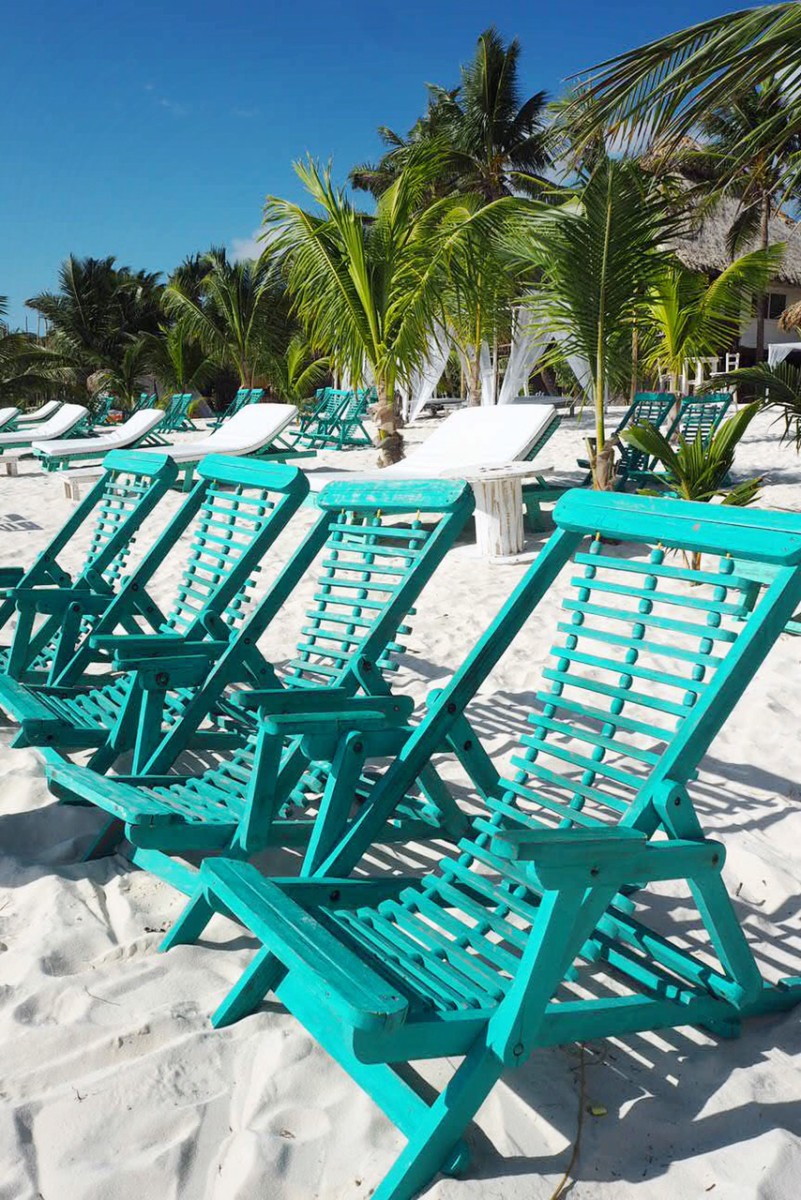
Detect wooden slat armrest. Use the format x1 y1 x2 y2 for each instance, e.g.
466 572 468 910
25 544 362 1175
202 859 409 1034
89 633 187 656
46 763 172 821
13 587 111 615
491 827 725 889
234 687 413 725
0 567 25 587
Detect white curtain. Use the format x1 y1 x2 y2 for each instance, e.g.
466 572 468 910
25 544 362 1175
498 305 548 405
768 342 801 367
406 323 453 422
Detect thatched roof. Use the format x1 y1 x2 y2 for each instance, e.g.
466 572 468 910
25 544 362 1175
779 299 801 331
672 195 801 287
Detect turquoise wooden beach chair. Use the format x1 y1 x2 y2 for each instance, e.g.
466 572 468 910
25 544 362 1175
667 392 732 447
294 388 374 450
578 393 675 484
211 388 263 430
159 392 196 433
0 457 309 767
130 391 157 416
81 393 116 428
45 479 475 888
162 491 801 1200
0 451 178 684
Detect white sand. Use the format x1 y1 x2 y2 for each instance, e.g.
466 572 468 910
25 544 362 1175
1 409 800 1199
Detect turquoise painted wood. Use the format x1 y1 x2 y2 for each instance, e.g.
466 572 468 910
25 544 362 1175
578 393 675 483
159 392 196 433
518 411 564 530
45 479 475 883
0 451 178 685
211 388 264 430
294 388 375 450
161 489 801 1200
667 392 732 447
0 458 310 767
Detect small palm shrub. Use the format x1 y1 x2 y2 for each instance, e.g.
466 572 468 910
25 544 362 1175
621 403 762 568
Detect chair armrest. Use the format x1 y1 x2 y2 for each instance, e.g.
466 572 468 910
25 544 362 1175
130 654 218 689
89 632 184 655
0 567 24 588
490 826 724 890
13 587 111 615
199 859 409 1033
235 687 413 725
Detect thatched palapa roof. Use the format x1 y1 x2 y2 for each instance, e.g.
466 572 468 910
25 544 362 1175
672 195 801 288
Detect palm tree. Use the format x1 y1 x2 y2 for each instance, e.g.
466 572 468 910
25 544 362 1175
26 256 163 392
520 156 676 487
268 335 329 407
351 27 551 202
576 5 801 168
268 153 513 464
163 249 292 388
641 248 782 392
673 79 801 361
139 323 216 397
704 360 801 451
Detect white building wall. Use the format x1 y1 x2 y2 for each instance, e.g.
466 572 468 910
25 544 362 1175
738 282 801 349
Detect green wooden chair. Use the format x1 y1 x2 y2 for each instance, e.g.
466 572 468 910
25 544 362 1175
578 393 676 484
159 392 196 433
162 490 801 1200
0 457 309 768
667 392 733 447
211 388 263 430
0 451 178 684
45 479 475 889
130 391 158 416
294 388 374 450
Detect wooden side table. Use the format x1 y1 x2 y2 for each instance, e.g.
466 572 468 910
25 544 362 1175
444 461 554 562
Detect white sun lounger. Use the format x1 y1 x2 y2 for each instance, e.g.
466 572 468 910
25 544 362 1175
61 403 303 499
0 407 20 432
0 404 88 469
305 403 560 491
15 399 64 425
31 409 166 471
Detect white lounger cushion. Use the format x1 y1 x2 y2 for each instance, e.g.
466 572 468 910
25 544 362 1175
307 403 557 491
32 409 164 458
16 399 63 424
0 408 20 431
0 404 87 449
136 404 297 464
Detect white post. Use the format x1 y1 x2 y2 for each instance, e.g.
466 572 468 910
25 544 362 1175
471 477 524 558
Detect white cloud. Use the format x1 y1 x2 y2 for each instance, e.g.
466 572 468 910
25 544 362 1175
230 229 264 260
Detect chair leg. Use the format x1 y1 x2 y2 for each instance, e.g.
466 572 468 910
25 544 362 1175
212 944 287 1028
372 1038 503 1200
160 888 217 950
83 816 126 860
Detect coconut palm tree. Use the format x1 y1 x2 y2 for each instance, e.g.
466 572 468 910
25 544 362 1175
704 359 801 451
641 248 782 392
520 156 677 487
163 249 292 389
139 323 217 397
26 256 163 391
269 152 514 464
577 4 801 169
268 335 329 407
672 79 801 361
351 27 552 202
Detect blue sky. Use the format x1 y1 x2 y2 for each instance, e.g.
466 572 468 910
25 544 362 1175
1 0 747 329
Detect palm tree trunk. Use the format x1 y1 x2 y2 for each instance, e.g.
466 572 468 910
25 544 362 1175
755 192 771 363
373 380 404 467
467 349 482 407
